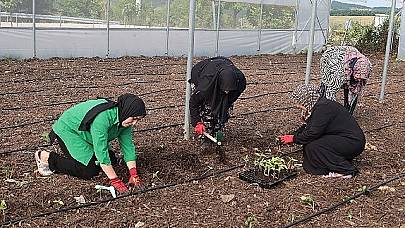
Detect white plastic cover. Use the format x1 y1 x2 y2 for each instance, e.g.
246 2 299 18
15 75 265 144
398 5 405 60
0 0 331 59
220 0 296 6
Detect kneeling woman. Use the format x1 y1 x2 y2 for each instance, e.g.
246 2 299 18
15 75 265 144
35 94 146 193
279 84 365 178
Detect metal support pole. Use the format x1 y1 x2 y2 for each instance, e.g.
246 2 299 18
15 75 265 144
257 1 263 52
59 15 62 28
212 0 216 30
304 0 317 85
379 0 396 102
292 0 299 53
15 14 18 27
106 0 110 57
165 0 171 55
184 0 196 140
215 0 221 57
32 0 36 58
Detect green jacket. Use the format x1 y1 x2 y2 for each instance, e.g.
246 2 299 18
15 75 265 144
52 99 137 166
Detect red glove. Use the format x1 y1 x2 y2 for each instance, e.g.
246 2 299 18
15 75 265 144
194 122 206 135
279 135 294 144
128 168 142 186
110 177 129 193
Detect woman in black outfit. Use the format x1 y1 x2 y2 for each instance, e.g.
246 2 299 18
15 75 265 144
189 57 246 135
279 84 366 178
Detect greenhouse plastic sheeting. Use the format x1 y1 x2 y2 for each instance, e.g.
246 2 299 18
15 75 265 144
0 0 330 59
221 0 296 6
398 5 405 60
0 28 326 59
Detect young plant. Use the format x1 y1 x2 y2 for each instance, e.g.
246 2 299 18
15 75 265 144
41 132 50 143
300 194 315 210
245 214 257 228
357 186 367 193
285 157 298 171
152 171 162 181
0 200 6 217
287 213 296 224
254 155 287 177
52 199 64 206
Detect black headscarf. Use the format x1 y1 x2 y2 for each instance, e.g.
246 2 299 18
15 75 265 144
190 57 239 117
117 93 146 124
79 94 146 131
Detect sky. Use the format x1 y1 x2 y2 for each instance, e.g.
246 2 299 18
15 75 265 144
333 0 403 8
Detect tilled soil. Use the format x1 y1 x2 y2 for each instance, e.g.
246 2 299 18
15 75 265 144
0 54 404 227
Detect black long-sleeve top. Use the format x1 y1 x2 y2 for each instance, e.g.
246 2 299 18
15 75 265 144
293 97 365 145
189 71 245 127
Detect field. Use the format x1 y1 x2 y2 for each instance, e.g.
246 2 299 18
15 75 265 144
329 16 375 30
0 53 404 227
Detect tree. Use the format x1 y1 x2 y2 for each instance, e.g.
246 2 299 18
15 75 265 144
53 0 104 18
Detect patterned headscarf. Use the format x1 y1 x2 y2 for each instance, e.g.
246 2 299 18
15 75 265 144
290 84 320 111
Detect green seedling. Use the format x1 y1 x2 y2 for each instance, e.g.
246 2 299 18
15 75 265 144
357 186 367 193
245 214 257 228
1 167 14 179
287 213 296 224
52 199 64 206
152 171 160 180
41 132 50 143
300 194 315 210
0 200 7 210
0 200 6 217
343 196 355 203
347 212 353 221
254 155 288 177
242 155 250 163
286 157 298 170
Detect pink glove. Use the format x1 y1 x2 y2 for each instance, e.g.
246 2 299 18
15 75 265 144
194 122 206 135
110 177 129 193
279 135 294 144
128 168 142 187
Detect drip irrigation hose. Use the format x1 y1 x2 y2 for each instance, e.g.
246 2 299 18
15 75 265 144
0 144 50 156
0 164 244 226
283 172 405 228
0 88 294 129
1 88 175 112
0 109 402 156
0 75 78 85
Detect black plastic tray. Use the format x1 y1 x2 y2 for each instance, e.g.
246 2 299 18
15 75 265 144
239 169 297 189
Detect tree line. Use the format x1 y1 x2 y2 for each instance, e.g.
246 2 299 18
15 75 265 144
0 0 295 29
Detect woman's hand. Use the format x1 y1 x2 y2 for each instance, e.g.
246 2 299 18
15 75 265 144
279 135 294 144
110 177 129 193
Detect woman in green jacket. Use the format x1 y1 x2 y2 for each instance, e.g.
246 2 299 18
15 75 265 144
34 94 146 193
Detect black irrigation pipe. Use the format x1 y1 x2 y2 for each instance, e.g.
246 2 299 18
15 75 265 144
283 172 405 228
0 86 294 129
1 88 176 112
0 75 78 85
0 164 244 226
0 81 142 96
240 90 291 100
0 105 295 155
0 102 182 131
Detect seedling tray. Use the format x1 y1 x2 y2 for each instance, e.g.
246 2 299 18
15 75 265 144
239 169 297 189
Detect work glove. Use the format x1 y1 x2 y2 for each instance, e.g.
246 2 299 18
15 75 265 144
128 168 142 186
279 135 294 144
110 177 129 193
194 122 206 135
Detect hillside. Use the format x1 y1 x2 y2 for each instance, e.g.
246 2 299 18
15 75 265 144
331 1 392 16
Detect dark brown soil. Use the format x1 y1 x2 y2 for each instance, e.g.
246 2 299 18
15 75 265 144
0 54 404 227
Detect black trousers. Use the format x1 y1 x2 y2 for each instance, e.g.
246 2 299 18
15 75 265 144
48 130 101 180
302 135 364 176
